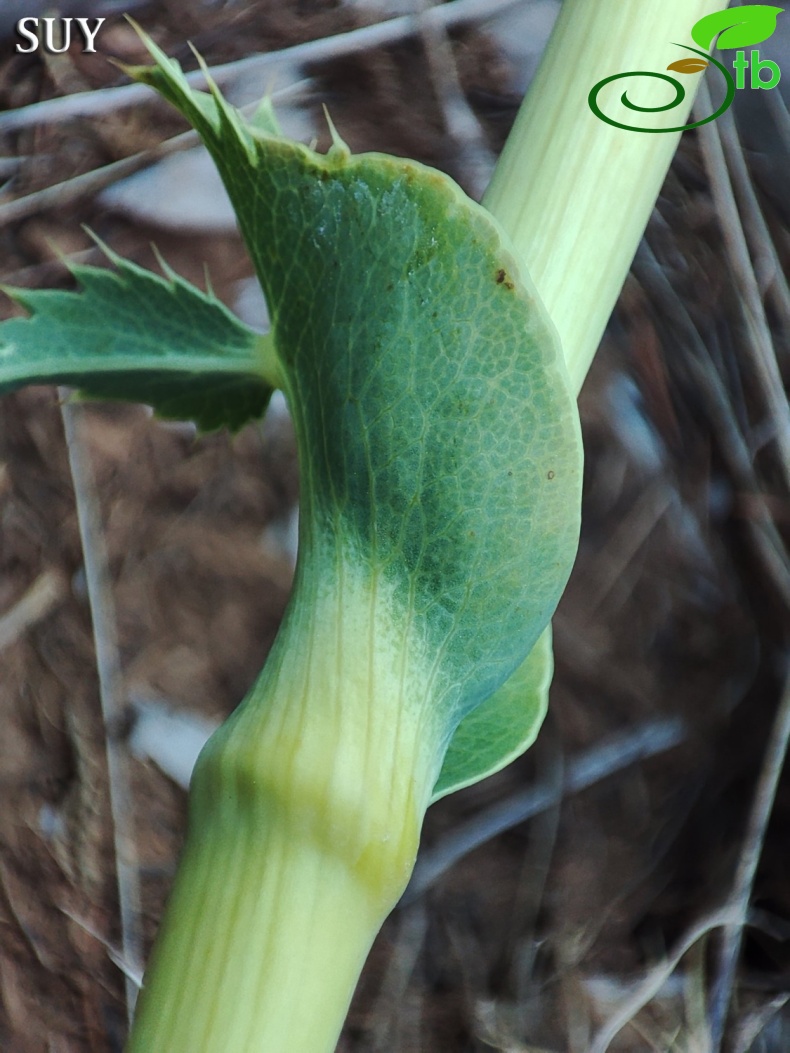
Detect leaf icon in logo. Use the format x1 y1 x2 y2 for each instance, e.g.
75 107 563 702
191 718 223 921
691 6 783 51
667 58 710 74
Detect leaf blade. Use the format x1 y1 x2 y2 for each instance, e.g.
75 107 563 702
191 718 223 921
131 36 583 795
691 6 783 51
433 628 552 801
0 254 275 432
667 58 710 74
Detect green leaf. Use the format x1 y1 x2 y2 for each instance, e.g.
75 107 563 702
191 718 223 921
432 627 552 801
691 6 783 51
129 37 583 793
0 251 276 432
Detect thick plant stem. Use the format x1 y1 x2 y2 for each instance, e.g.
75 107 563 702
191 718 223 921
127 559 438 1053
127 798 394 1052
483 0 728 394
127 5 731 1050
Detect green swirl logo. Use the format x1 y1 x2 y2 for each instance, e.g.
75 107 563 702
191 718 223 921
588 45 734 134
588 7 784 134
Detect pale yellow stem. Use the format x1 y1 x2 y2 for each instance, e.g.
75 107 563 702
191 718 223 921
483 0 729 394
126 554 438 1053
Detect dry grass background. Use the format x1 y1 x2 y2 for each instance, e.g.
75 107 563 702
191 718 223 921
0 2 788 1051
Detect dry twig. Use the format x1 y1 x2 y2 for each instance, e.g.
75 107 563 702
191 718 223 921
716 106 790 331
708 663 790 1051
632 243 790 609
0 0 528 132
404 717 686 901
588 907 739 1053
414 0 496 199
0 81 309 228
0 568 66 655
696 81 790 487
59 396 143 1025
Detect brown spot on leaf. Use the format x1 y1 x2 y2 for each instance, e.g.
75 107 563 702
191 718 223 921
495 268 515 290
